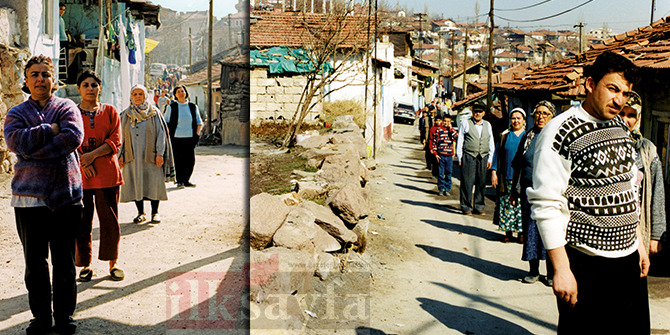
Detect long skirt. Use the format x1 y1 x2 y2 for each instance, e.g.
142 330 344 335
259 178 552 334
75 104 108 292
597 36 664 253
521 189 547 261
493 179 523 233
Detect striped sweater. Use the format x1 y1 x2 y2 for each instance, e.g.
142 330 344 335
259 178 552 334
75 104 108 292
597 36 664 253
528 104 639 258
4 96 84 210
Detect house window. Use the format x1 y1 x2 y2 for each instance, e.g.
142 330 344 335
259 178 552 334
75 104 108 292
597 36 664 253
42 0 54 37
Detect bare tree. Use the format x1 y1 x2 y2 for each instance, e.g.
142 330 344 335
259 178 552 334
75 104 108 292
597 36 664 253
281 1 372 147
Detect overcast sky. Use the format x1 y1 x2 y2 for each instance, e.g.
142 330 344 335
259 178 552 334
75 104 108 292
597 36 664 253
391 0 670 34
151 0 238 19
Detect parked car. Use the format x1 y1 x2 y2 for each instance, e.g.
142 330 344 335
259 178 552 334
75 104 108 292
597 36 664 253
149 63 167 77
393 102 416 124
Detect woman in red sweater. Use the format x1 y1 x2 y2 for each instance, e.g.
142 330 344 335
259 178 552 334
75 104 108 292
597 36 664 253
74 70 125 282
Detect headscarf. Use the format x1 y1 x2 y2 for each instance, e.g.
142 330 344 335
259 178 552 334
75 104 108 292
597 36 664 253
126 84 157 127
523 100 556 154
625 90 643 148
508 107 526 131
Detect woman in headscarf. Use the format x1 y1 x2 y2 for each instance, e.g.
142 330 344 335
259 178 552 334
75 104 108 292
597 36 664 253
118 84 174 224
491 107 526 242
619 91 666 256
511 100 555 286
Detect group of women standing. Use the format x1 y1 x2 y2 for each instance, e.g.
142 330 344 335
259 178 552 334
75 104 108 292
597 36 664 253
491 96 666 287
76 74 202 282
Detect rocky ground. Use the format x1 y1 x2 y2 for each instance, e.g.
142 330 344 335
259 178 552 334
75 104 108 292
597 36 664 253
0 145 249 335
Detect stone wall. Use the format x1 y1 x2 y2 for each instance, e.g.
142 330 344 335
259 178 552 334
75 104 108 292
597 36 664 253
250 68 321 123
219 78 249 146
0 41 29 174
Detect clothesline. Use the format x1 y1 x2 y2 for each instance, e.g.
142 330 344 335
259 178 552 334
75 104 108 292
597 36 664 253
100 8 131 30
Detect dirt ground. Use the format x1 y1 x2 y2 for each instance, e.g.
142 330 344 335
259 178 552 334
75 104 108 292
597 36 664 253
0 145 249 335
278 122 670 335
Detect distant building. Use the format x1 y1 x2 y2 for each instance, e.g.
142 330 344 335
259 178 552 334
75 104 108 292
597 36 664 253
588 27 615 40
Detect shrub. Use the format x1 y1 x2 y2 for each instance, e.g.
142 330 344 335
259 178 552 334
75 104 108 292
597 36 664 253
322 99 365 128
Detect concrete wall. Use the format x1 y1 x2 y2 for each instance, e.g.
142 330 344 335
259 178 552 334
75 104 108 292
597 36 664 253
250 68 321 122
0 0 59 59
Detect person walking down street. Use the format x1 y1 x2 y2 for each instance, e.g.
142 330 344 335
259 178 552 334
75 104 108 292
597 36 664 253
3 55 84 335
491 107 526 243
456 102 495 215
528 51 650 334
119 85 175 224
510 101 555 285
429 115 458 196
164 85 203 188
418 109 434 172
74 70 125 283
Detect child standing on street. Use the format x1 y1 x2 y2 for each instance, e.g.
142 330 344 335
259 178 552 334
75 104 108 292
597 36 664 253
429 115 458 196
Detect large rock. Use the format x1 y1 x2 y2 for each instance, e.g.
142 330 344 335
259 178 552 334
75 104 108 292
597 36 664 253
250 193 291 250
315 252 339 281
329 183 369 226
278 192 302 206
330 133 366 158
272 207 317 253
300 200 357 244
249 246 316 303
318 154 362 186
352 217 370 253
313 226 341 252
295 134 329 148
299 147 339 161
293 180 328 200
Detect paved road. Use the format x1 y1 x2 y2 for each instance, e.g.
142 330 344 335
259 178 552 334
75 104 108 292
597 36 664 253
359 122 670 335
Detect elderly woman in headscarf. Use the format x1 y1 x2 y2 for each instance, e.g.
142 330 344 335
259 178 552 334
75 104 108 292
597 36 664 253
619 91 666 256
491 107 527 243
511 100 556 286
118 85 174 224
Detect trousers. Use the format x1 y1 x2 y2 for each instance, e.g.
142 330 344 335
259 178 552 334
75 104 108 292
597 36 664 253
436 154 453 192
459 153 488 212
557 246 649 334
15 204 81 320
172 137 197 184
76 187 120 266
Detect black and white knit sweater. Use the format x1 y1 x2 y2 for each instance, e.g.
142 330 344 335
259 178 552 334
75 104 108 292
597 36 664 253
527 104 639 257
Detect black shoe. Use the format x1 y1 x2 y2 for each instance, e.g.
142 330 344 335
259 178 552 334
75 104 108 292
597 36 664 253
26 318 52 335
79 267 93 282
54 317 76 335
184 182 196 188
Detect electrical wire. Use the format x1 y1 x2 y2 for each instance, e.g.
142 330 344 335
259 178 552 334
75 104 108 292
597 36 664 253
495 0 594 23
495 0 553 12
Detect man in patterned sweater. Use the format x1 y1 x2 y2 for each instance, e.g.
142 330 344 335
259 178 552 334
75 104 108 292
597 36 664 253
429 115 458 196
528 51 649 334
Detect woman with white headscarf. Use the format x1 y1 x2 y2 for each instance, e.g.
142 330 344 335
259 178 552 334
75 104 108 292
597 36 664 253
119 85 174 224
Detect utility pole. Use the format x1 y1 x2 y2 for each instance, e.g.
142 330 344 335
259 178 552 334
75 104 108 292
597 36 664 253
373 0 378 159
462 27 468 100
486 0 494 112
574 22 584 54
450 31 455 93
414 13 427 60
189 27 192 74
228 14 233 47
651 0 656 24
206 0 213 134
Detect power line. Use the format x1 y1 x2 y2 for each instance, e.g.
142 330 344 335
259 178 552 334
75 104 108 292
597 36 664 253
495 0 553 12
495 0 594 23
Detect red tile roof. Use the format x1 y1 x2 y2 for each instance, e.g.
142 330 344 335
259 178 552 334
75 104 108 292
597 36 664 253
249 11 371 48
496 15 670 97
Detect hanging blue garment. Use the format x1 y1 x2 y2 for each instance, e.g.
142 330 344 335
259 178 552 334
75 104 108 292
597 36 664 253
126 14 137 64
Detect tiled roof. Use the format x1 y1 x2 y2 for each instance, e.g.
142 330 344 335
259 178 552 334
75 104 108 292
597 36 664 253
249 11 370 48
496 15 670 97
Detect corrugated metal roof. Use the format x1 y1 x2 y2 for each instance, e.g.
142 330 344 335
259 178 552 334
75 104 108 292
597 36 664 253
496 15 670 97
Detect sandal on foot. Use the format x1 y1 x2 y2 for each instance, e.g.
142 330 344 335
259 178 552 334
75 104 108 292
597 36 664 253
133 214 146 224
79 268 93 282
110 267 125 281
